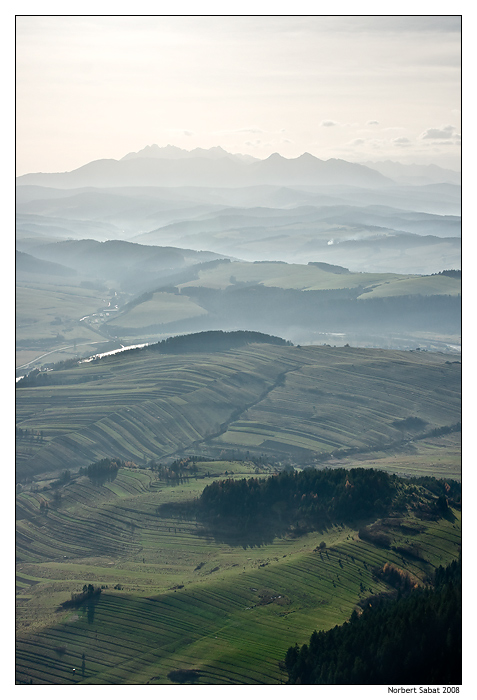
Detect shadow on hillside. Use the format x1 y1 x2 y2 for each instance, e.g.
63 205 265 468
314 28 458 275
195 519 307 548
441 508 457 524
86 598 97 624
157 501 289 547
156 500 328 548
167 669 201 684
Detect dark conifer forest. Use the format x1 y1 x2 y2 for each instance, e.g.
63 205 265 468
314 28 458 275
197 468 457 536
283 558 461 685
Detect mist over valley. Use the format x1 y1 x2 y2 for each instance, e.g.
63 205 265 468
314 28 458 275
15 14 461 687
16 146 460 373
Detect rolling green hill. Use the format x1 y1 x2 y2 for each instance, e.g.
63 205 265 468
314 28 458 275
175 259 461 294
15 461 461 685
16 341 460 483
102 260 460 350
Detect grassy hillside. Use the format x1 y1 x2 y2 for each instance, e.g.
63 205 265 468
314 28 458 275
16 283 116 370
15 239 229 370
15 462 461 684
102 260 460 352
16 343 460 483
175 260 461 294
109 291 208 329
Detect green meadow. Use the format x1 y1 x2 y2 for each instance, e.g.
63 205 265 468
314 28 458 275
16 282 116 369
16 461 461 685
110 291 208 329
176 260 461 294
16 345 461 481
15 340 461 684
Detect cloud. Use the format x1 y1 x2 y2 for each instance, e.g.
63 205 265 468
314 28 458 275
346 138 366 146
366 120 379 125
236 127 264 134
321 120 339 127
392 137 411 147
420 125 456 140
168 128 194 136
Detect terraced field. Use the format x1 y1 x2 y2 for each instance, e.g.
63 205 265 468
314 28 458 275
15 341 461 684
327 432 461 480
16 344 299 478
15 464 461 685
16 344 460 483
209 346 461 462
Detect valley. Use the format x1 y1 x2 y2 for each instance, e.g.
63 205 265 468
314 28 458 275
16 145 462 686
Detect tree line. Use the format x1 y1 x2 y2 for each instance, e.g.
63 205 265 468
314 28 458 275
283 558 461 684
79 458 122 484
198 468 398 535
196 468 459 543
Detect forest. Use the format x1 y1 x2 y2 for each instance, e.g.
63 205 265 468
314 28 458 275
283 558 461 684
197 468 460 540
178 286 461 335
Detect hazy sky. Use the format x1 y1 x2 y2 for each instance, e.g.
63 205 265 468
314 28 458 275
16 15 461 174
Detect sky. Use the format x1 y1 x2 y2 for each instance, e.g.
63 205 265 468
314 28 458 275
16 14 462 175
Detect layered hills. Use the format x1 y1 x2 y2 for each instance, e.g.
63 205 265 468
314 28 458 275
15 145 462 686
16 145 461 374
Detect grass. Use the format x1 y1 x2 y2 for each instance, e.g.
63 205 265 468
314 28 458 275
178 261 401 291
358 275 461 299
16 282 116 368
15 342 461 684
16 464 461 684
330 432 461 480
176 260 460 295
110 291 207 329
16 345 461 482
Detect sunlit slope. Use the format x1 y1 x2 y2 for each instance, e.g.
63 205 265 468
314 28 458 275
209 346 461 461
104 262 461 342
358 274 461 298
176 260 461 294
16 345 298 479
109 291 208 329
15 463 461 684
16 345 461 481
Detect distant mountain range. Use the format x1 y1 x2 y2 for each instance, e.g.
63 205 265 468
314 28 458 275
17 146 460 190
121 144 258 163
15 146 461 276
17 148 392 189
360 160 461 186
